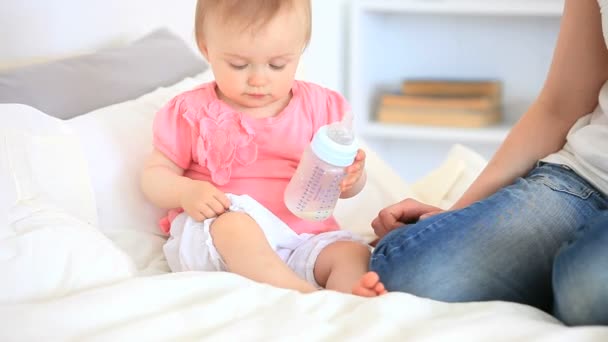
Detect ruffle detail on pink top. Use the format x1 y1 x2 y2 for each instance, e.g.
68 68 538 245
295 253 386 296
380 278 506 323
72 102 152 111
184 99 258 185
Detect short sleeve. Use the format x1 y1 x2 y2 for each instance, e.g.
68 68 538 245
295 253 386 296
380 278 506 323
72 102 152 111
152 96 193 169
323 88 352 126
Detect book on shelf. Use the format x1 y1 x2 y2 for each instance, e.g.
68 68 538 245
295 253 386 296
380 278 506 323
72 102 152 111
381 93 496 111
376 79 503 128
401 79 502 98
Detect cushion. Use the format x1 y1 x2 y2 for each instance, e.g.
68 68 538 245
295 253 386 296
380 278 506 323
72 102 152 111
66 70 216 238
0 28 208 119
0 104 98 228
411 144 487 209
0 104 135 303
334 140 414 241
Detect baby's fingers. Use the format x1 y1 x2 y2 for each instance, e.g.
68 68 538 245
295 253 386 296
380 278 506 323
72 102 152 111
208 199 228 216
188 210 206 222
340 176 356 191
198 205 218 221
214 193 231 209
346 161 365 175
355 149 366 161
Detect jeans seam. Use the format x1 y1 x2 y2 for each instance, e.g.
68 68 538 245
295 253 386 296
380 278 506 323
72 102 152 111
536 178 593 199
535 163 603 200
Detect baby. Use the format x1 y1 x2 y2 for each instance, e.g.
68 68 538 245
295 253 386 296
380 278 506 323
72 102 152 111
141 0 385 296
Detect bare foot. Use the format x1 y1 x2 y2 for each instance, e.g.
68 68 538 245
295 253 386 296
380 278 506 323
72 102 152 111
351 271 387 297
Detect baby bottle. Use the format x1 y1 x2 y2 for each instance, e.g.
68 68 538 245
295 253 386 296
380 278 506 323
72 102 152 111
284 112 358 221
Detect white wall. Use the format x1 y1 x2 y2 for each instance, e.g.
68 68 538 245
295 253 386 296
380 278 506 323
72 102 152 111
302 0 350 94
0 0 350 92
0 1 198 65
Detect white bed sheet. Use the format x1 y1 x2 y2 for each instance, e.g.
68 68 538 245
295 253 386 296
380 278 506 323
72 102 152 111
3 262 607 341
1 193 605 342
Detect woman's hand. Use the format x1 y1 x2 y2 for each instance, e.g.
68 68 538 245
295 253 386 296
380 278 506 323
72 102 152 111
180 179 231 221
372 198 443 239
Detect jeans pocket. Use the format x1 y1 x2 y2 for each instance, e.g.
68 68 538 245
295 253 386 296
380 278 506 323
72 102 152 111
529 173 594 200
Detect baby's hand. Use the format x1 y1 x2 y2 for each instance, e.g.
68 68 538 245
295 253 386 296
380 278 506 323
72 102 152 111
180 180 231 221
340 149 366 193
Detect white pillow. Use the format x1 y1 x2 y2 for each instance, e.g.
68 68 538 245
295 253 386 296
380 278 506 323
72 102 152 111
0 104 135 303
334 140 414 241
67 70 215 236
411 144 487 209
0 104 98 228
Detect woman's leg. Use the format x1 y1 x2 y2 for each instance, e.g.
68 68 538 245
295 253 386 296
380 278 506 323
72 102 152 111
553 210 608 326
370 163 607 312
211 212 317 293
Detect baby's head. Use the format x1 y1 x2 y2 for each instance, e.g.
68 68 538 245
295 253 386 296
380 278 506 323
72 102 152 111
194 0 311 114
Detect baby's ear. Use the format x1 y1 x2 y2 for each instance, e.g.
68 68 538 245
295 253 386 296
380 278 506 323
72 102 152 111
197 40 209 60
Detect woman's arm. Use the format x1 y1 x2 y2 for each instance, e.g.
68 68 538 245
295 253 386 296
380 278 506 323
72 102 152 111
451 0 608 209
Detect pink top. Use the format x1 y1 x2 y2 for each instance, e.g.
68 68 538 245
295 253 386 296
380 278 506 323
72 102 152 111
153 80 349 235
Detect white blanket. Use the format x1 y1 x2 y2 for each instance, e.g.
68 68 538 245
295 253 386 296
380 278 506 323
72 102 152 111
2 74 608 341
3 246 607 341
1 276 602 341
1 195 605 342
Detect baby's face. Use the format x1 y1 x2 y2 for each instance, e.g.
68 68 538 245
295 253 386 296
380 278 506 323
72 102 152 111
201 6 308 117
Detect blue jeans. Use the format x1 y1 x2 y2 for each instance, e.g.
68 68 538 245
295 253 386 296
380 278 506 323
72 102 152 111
370 163 608 326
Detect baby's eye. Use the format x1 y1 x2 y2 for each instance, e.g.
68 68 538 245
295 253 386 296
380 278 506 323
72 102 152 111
269 64 286 70
230 63 248 70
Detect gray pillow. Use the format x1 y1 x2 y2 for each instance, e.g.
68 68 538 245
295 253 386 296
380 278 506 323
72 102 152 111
0 28 208 119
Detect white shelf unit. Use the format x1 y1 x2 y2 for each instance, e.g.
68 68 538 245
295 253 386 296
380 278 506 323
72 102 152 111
353 0 564 17
347 0 563 182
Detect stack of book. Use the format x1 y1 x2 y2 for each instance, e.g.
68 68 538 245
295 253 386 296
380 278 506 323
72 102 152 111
375 79 503 128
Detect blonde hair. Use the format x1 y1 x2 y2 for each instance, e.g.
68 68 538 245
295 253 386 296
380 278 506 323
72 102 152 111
194 0 312 51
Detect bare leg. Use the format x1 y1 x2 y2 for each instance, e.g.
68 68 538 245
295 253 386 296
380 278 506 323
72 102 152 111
211 212 317 293
314 241 387 297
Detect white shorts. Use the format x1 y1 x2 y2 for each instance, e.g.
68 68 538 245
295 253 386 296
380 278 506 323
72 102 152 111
163 194 367 288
